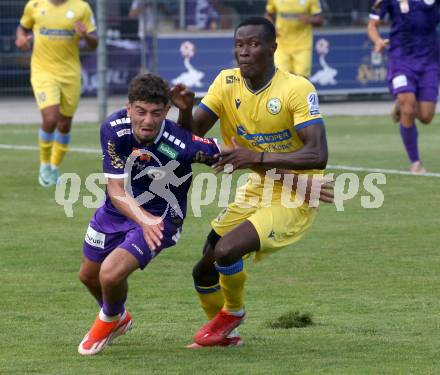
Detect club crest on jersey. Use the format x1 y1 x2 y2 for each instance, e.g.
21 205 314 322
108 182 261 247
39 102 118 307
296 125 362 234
307 92 320 116
132 148 151 161
66 10 75 19
38 91 47 103
266 98 281 115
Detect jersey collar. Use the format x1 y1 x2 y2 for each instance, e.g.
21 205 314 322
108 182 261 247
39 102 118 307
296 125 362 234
153 120 166 144
243 68 277 95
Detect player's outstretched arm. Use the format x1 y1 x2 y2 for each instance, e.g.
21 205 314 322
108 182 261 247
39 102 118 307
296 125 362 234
74 21 98 50
275 169 334 204
107 177 164 251
214 137 332 204
15 26 32 51
272 122 328 170
177 102 217 137
298 13 324 26
261 124 328 170
367 18 389 53
213 124 327 172
170 83 195 127
192 107 217 137
213 146 333 204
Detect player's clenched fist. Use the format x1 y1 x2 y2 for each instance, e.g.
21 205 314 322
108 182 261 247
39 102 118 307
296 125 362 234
15 33 33 51
170 84 195 111
140 214 164 252
374 38 389 53
74 21 88 38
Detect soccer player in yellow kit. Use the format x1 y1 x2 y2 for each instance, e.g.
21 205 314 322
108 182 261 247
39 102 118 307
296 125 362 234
16 0 98 186
179 17 329 347
265 0 323 77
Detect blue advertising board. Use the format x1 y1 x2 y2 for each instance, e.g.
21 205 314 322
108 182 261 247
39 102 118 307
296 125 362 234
81 38 141 96
78 29 389 97
156 29 389 96
309 30 388 94
156 32 235 97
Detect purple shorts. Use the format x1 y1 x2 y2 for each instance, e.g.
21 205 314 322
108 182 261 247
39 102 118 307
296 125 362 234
388 59 439 102
83 207 181 269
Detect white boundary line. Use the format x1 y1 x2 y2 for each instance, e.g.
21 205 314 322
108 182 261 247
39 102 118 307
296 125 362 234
1 143 439 178
0 144 100 154
327 164 440 178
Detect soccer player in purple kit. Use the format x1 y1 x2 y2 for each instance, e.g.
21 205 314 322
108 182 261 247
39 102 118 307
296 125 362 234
368 0 440 174
77 73 221 355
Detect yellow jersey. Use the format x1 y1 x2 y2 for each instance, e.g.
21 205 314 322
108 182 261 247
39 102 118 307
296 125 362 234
266 0 322 52
200 68 324 200
20 0 96 78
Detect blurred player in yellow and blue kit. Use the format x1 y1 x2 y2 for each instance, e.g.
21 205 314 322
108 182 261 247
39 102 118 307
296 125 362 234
16 0 98 186
265 0 323 77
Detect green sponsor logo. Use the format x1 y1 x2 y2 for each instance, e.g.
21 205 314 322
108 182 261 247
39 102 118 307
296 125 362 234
157 142 178 159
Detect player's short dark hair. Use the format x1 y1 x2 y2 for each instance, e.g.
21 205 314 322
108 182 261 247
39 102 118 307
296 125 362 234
128 73 169 106
234 16 276 43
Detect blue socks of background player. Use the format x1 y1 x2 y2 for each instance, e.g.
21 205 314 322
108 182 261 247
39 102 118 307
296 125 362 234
400 124 419 162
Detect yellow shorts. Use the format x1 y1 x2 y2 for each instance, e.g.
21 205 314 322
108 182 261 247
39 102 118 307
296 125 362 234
275 49 312 77
211 201 317 262
31 72 81 117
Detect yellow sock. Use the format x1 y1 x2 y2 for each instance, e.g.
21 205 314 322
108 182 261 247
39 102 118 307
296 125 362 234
216 259 247 313
38 129 54 164
195 285 224 320
50 130 70 167
39 139 53 164
50 141 69 167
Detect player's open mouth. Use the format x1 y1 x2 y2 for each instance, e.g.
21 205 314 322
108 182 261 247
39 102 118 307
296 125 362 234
140 128 154 135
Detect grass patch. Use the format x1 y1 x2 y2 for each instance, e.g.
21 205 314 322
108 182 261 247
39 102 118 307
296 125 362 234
266 311 314 329
1 115 440 374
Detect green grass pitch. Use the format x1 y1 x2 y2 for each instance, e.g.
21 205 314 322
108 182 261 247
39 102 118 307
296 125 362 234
1 115 439 374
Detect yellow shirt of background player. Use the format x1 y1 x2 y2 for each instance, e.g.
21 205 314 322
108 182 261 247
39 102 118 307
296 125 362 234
20 0 96 78
200 68 324 200
266 0 322 53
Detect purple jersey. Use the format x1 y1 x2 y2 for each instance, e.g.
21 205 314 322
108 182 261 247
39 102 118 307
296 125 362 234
101 108 220 225
185 0 219 29
370 0 440 61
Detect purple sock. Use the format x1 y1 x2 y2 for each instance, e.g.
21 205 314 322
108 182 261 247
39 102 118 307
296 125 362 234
102 299 125 317
400 124 419 162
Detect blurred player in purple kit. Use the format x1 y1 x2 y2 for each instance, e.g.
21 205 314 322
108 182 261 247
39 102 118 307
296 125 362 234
77 74 221 355
368 0 440 174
